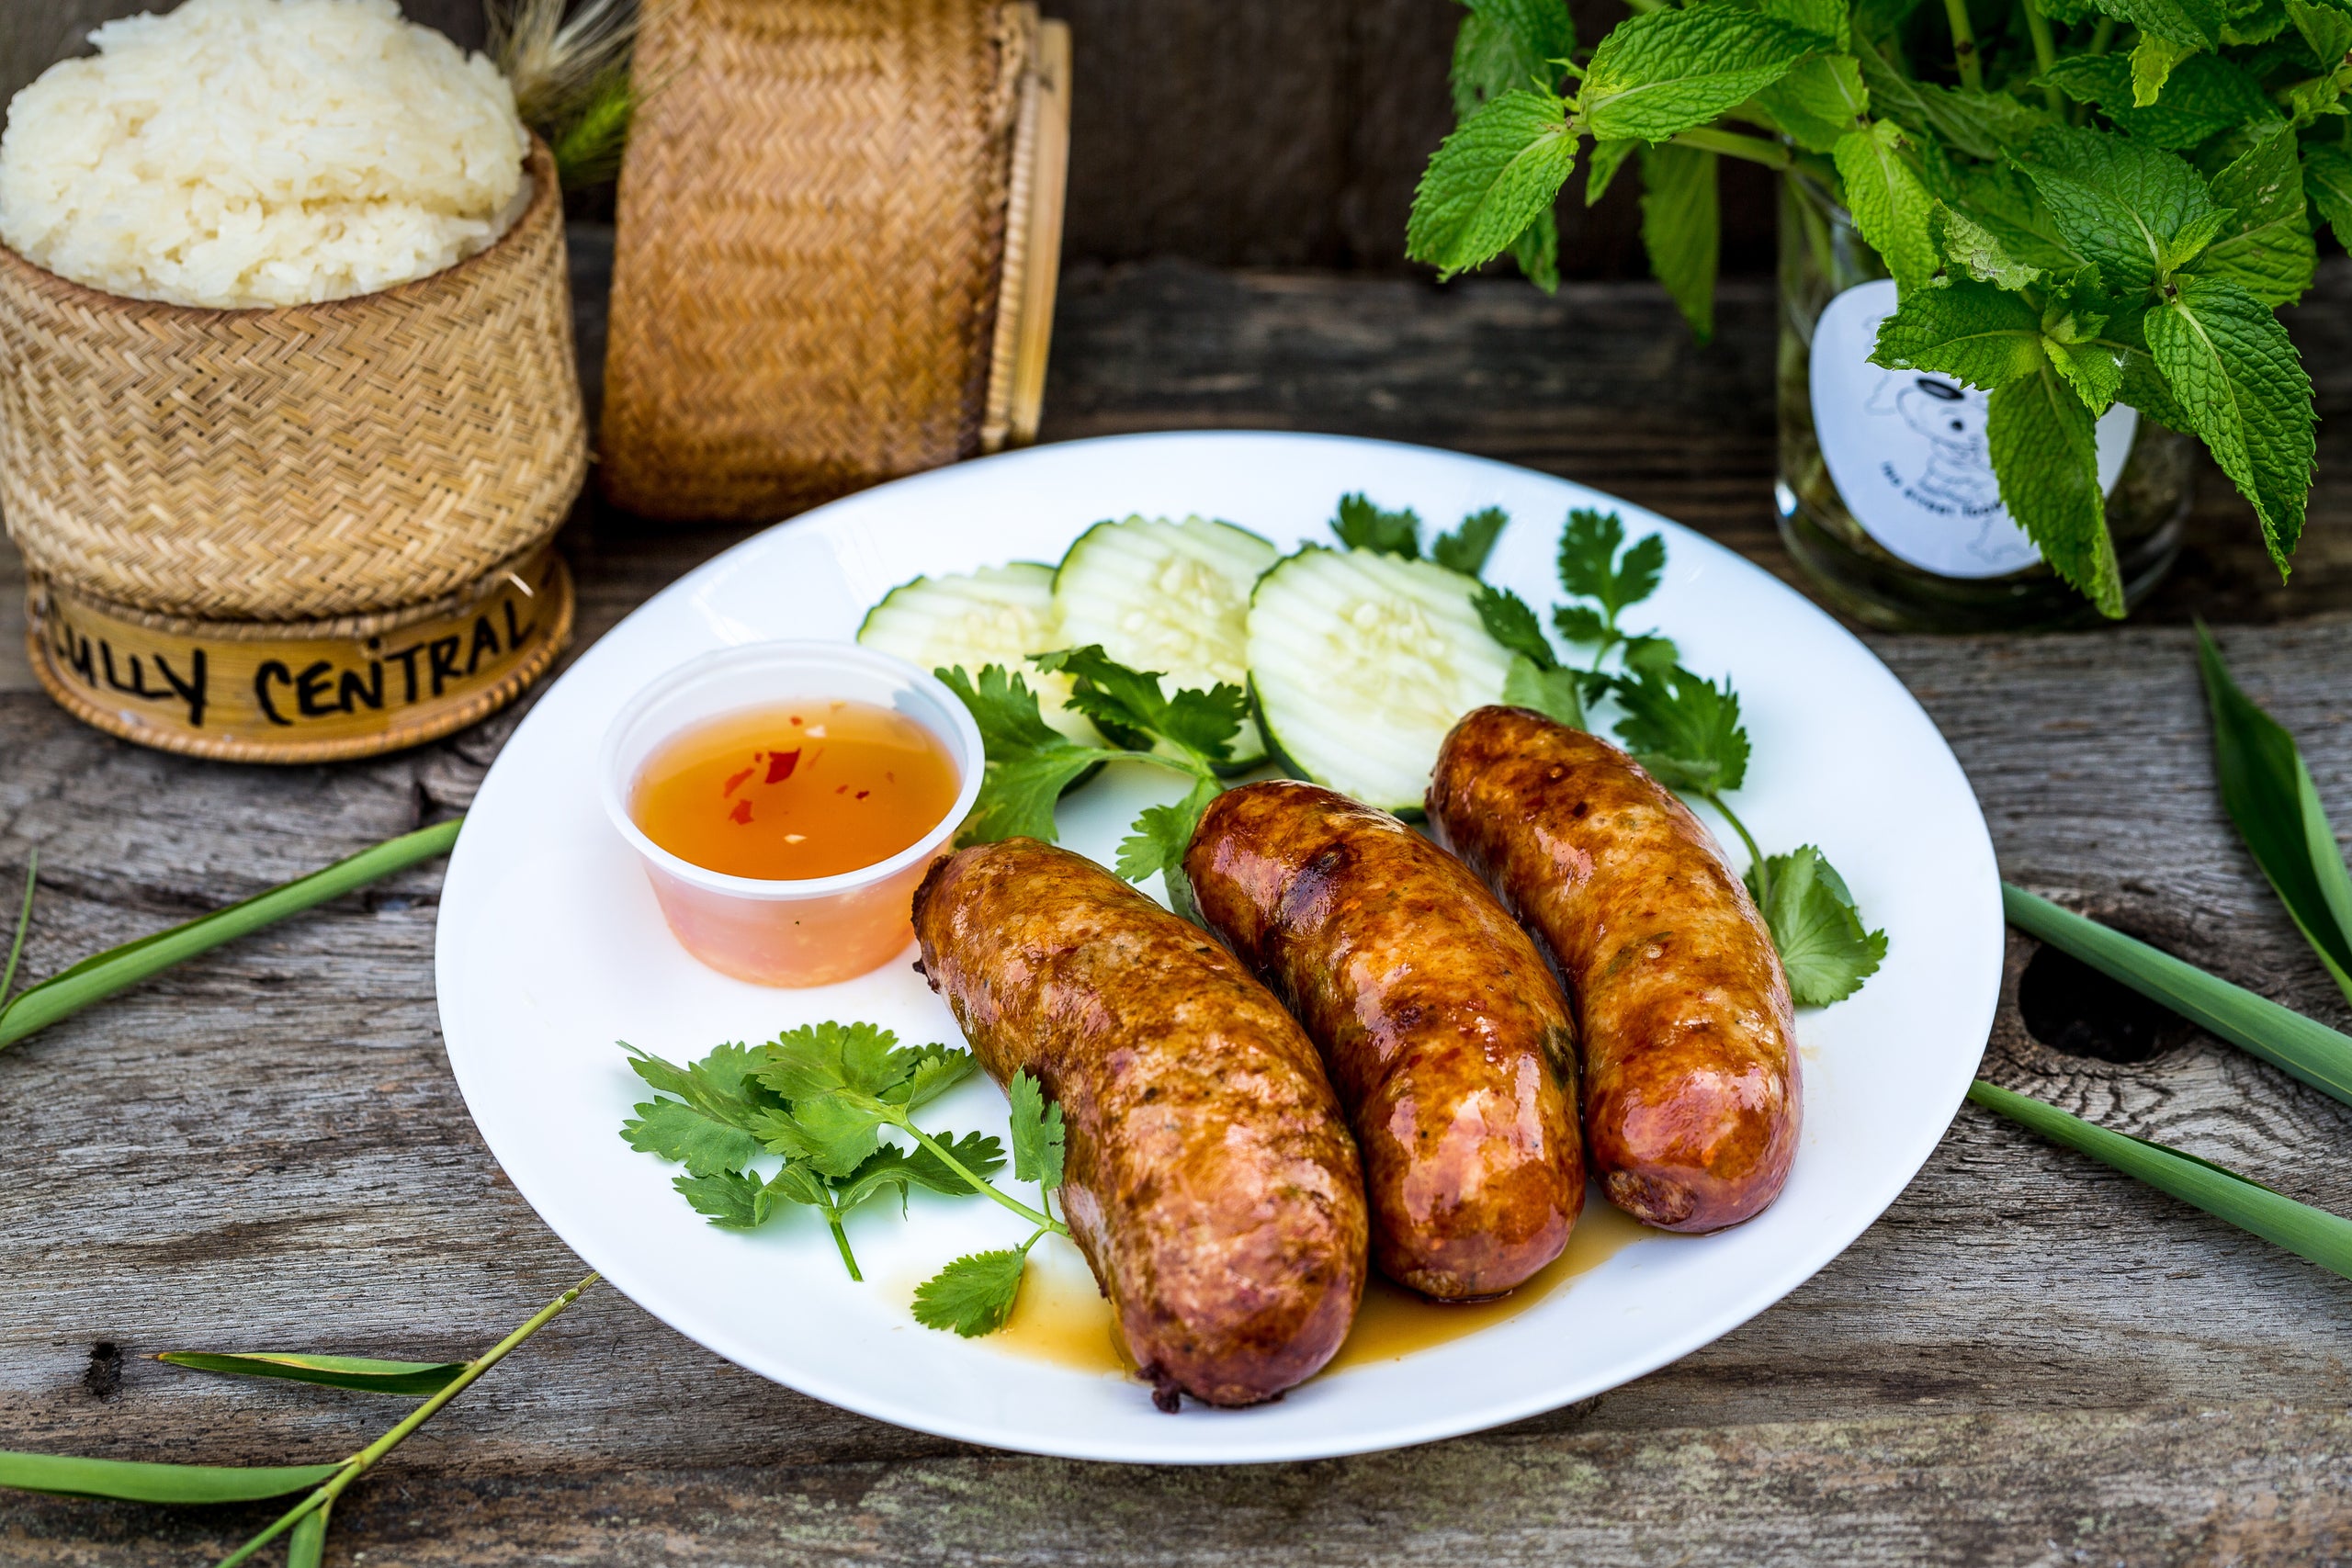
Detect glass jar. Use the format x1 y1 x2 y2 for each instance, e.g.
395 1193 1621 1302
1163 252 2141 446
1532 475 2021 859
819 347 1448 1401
1775 171 2192 632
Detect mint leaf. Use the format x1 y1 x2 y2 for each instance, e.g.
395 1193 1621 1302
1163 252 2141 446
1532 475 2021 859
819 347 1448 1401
1611 665 1749 795
1917 151 2081 272
1832 119 1937 288
912 1249 1028 1337
1578 7 1820 141
1408 89 1578 278
1988 358 2124 615
1511 206 1562 292
2188 129 2316 307
938 663 1121 844
2119 343 2197 430
2099 0 2226 50
2013 125 2216 292
1744 846 1888 1006
1332 492 1423 558
2041 51 2278 149
1451 0 1577 116
1475 583 1558 669
624 1099 763 1178
1753 55 1869 152
1885 73 2051 161
1640 142 1720 342
2303 143 2352 248
2288 0 2352 67
2143 275 2315 570
1934 205 2044 289
1765 0 1849 47
1006 1067 1067 1191
1431 506 1510 576
1556 508 1665 617
1586 137 1638 203
2131 31 2199 105
1502 655 1587 728
1871 277 2045 389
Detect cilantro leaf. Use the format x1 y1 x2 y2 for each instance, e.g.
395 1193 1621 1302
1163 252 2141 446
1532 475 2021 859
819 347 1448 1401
1007 1067 1068 1192
1871 276 2046 390
1502 655 1587 728
2188 129 2316 308
1552 603 1610 646
672 1168 773 1229
938 663 1121 844
1987 358 2125 616
1640 142 1720 342
757 1021 911 1100
1475 583 1558 670
1033 646 1248 768
1407 88 1578 278
2143 274 2315 570
1832 119 1938 290
1331 492 1424 558
1114 774 1222 891
1578 7 1820 142
1745 845 1888 1006
891 1045 978 1111
1621 633 1680 672
2012 126 2217 292
1611 665 1749 796
1430 506 1510 576
833 1133 1008 1212
911 1249 1028 1337
623 1098 763 1178
1556 509 1664 621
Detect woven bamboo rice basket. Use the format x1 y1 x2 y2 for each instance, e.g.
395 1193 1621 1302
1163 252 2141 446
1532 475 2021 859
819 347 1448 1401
0 138 586 763
600 0 1070 522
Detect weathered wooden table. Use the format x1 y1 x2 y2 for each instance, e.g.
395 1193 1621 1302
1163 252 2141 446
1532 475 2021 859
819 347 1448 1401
4 234 2350 1565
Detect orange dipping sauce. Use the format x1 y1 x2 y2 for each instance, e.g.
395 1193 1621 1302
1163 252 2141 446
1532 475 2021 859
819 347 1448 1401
631 701 962 882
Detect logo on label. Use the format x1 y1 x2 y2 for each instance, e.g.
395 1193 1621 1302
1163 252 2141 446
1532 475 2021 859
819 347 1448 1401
1809 279 2138 580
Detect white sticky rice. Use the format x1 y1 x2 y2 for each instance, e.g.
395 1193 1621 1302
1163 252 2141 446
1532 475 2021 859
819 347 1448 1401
0 0 529 308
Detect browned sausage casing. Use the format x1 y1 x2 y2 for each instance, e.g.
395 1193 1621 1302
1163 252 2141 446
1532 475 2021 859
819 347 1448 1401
1185 781 1584 1298
1427 706 1801 1233
910 838 1367 1408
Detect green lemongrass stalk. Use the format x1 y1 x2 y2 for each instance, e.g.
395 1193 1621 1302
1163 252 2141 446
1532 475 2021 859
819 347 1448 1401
0 818 462 1052
1941 0 1984 88
214 1273 597 1568
2003 884 2352 1109
2 851 32 1005
288 1500 331 1568
158 1352 466 1398
1969 1081 2352 1279
0 1452 340 1505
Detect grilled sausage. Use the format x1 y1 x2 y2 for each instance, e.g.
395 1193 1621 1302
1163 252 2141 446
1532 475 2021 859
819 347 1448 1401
1185 781 1583 1298
910 837 1367 1408
1427 706 1800 1233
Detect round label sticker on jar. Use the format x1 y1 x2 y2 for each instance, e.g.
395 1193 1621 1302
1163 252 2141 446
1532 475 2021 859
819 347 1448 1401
1810 279 2138 580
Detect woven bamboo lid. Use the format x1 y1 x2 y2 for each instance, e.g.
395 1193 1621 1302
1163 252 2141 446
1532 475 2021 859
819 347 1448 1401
599 0 1069 522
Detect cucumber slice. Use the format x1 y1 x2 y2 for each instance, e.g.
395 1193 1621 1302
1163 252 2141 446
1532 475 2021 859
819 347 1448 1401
1247 546 1516 815
1052 514 1278 768
857 563 1099 743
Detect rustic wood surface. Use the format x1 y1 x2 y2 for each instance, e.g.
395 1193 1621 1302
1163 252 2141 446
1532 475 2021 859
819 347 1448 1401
4 238 2352 1563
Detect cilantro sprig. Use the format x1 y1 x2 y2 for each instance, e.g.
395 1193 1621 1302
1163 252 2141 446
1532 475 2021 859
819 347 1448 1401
1519 509 1887 1006
620 1022 1069 1330
939 646 1245 917
1331 491 1511 575
1409 0 2326 619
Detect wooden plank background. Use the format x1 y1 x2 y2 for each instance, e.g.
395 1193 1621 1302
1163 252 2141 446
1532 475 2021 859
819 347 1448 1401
0 0 1779 276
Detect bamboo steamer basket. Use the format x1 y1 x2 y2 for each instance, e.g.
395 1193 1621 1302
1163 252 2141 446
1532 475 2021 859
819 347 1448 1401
0 138 585 763
600 0 1070 522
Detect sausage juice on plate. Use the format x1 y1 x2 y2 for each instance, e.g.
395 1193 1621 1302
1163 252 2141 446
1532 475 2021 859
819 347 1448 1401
912 838 1368 1409
1428 706 1801 1233
1185 781 1583 1298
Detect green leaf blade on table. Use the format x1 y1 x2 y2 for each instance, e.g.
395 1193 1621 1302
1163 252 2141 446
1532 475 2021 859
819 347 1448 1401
1640 142 1720 342
912 1248 1030 1337
157 1351 466 1398
1578 7 1820 142
2002 884 2352 1107
288 1496 333 1568
1987 358 2124 617
1831 119 1938 289
0 1451 342 1504
0 817 462 1052
1968 1080 2352 1280
2197 624 2352 1005
1407 88 1579 278
2142 274 2315 571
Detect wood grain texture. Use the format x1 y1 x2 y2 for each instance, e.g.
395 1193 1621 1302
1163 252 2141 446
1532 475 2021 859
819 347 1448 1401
5 250 2352 1561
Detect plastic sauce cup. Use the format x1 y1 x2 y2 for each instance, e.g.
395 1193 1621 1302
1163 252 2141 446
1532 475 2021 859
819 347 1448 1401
598 642 983 987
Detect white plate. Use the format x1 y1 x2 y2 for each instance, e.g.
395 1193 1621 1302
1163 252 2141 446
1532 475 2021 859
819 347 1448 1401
435 431 2001 1465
